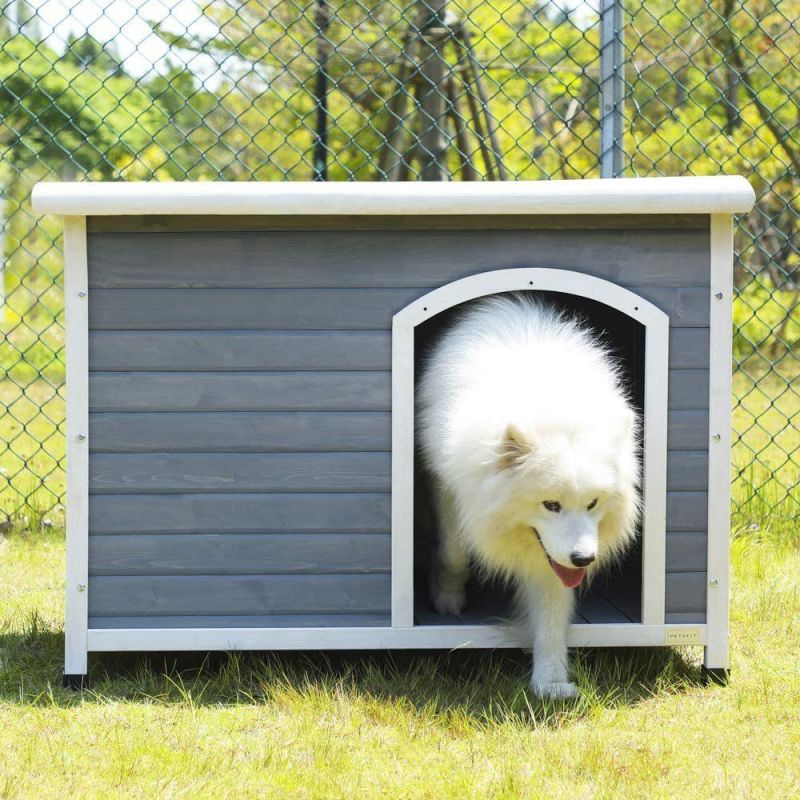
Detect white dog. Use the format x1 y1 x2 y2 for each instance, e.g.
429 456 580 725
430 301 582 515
417 295 640 698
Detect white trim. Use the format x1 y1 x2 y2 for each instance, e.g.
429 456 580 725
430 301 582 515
63 216 89 677
87 623 707 652
391 318 415 627
705 214 734 670
392 268 670 628
641 299 669 624
31 176 755 217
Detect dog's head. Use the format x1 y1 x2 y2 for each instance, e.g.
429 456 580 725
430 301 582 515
496 412 640 588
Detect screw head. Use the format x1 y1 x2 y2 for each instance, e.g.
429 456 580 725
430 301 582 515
78 290 87 298
709 578 719 587
712 433 721 442
714 291 723 300
77 583 86 592
77 433 86 441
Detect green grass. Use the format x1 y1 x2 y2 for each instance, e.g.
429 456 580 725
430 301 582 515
1 528 799 797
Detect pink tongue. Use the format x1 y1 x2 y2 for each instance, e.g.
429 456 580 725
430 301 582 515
549 560 586 589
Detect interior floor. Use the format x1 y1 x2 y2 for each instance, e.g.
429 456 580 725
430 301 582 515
414 578 641 627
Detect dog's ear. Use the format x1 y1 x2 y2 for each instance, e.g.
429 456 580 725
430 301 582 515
498 424 534 469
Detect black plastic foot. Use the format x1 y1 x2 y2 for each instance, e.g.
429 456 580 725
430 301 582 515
62 673 89 691
701 666 729 686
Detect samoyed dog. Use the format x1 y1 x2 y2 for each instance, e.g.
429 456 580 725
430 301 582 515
417 294 640 698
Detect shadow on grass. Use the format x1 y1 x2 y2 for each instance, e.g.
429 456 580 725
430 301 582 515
0 618 708 726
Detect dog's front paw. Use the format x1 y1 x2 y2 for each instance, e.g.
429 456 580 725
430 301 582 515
530 679 578 699
431 586 466 616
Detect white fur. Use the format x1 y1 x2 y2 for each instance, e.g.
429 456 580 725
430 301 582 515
418 295 640 698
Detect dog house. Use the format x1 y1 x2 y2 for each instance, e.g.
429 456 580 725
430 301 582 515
33 177 755 688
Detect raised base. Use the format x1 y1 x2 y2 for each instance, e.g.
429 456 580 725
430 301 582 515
63 673 89 691
701 666 729 686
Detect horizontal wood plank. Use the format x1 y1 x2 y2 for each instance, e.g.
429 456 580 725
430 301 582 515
88 533 391 576
89 371 391 412
666 532 707 572
88 573 391 616
669 328 710 369
87 228 710 289
629 287 709 327
89 452 391 494
89 330 391 371
88 613 391 628
88 288 423 330
666 451 709 491
666 492 707 532
665 572 707 614
575 593 630 624
668 370 709 409
89 492 391 535
88 213 710 234
87 286 710 333
664 612 706 624
87 286 711 331
89 412 391 453
667 410 709 450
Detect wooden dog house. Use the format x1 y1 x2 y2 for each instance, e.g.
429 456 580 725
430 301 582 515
32 177 755 687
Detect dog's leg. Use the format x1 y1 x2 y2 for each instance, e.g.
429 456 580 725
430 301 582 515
430 484 469 616
524 580 577 699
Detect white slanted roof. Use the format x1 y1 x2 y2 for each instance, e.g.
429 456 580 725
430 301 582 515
32 175 755 217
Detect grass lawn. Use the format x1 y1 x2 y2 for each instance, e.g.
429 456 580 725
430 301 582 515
1 526 798 798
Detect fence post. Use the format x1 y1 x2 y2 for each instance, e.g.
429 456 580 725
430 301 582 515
312 0 331 181
417 0 450 181
600 0 625 178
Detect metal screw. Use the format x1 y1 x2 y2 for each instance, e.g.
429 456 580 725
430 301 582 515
709 578 719 587
714 291 723 300
78 290 87 298
77 433 86 441
712 433 721 442
77 583 86 592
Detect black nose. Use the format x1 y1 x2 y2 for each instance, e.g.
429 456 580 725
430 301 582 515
570 552 596 567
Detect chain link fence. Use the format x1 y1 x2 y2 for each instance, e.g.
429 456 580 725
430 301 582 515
1 0 797 531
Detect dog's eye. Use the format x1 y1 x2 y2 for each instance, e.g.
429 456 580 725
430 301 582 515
587 498 598 510
542 501 561 513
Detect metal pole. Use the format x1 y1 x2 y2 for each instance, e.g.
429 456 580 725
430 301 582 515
599 0 624 178
312 0 331 181
417 0 449 181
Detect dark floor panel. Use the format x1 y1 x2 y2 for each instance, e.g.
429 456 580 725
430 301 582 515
415 577 637 627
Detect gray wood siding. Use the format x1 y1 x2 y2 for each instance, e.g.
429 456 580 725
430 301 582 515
88 574 391 616
89 493 391 535
89 452 391 493
89 330 391 371
89 533 391 575
89 613 392 628
89 412 391 453
89 372 391 412
86 220 711 626
88 286 710 329
88 228 710 289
